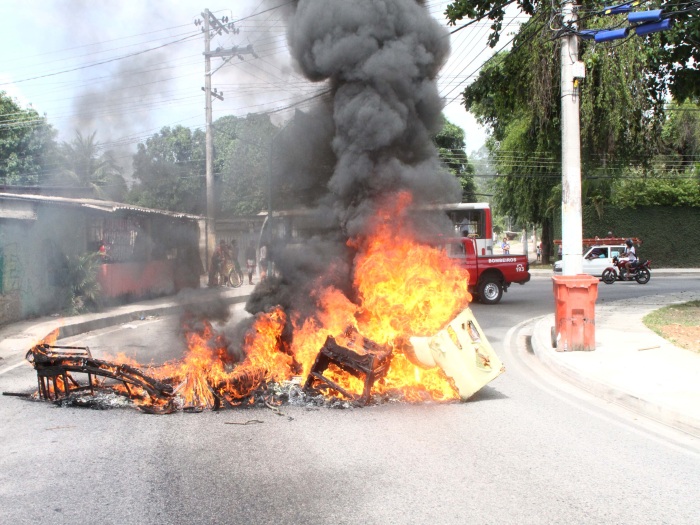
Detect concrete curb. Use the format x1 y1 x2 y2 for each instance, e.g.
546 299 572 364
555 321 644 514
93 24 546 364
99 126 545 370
531 314 700 438
57 293 250 339
528 268 700 277
0 288 250 363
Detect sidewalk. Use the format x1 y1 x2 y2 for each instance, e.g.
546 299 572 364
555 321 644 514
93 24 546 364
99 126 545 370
0 284 252 367
531 289 700 437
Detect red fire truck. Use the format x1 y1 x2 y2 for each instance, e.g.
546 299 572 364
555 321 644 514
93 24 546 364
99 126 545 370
437 236 531 304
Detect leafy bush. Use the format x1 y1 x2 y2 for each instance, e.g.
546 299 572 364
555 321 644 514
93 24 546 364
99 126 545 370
62 252 102 314
612 168 700 208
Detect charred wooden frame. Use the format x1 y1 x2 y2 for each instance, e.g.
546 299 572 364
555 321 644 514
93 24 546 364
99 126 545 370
304 333 392 406
26 343 174 404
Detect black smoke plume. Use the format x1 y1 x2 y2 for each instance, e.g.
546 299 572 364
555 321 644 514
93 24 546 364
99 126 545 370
246 0 459 318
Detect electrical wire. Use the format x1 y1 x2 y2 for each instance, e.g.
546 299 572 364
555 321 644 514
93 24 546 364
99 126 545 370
0 32 201 87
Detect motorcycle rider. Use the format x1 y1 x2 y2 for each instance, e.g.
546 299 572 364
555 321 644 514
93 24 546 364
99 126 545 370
619 239 637 280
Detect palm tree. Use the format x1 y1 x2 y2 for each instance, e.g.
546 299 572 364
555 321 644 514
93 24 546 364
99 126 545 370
55 131 127 201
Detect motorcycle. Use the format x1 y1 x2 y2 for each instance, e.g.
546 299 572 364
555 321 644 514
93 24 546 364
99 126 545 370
601 256 651 285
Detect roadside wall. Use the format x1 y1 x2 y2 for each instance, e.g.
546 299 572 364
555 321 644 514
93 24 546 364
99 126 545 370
1 206 86 323
1 202 204 327
554 205 700 268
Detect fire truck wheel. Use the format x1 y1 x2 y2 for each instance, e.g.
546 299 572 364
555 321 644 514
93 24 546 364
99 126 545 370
478 277 503 304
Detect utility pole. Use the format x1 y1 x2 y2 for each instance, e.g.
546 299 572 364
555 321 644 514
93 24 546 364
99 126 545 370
552 0 597 353
203 9 216 268
559 0 584 276
551 2 673 351
198 9 254 267
556 2 673 273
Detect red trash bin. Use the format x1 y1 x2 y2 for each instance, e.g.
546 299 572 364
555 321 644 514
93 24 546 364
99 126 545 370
551 275 598 351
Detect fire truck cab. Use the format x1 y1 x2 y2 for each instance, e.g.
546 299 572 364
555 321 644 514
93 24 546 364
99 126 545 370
438 237 531 304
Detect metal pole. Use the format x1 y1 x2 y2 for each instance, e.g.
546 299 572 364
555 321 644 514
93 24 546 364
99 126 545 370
266 119 293 237
204 9 216 268
560 1 583 275
268 136 273 223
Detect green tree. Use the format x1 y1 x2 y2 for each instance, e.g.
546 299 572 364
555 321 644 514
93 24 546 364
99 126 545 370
0 91 58 186
129 126 206 214
445 0 699 100
458 17 563 262
52 131 127 201
612 100 700 208
214 114 279 216
62 252 103 314
657 12 700 100
611 168 700 208
660 99 700 167
444 3 677 261
434 116 477 202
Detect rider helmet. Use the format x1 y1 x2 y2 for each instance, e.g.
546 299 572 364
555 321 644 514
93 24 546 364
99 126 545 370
625 238 633 247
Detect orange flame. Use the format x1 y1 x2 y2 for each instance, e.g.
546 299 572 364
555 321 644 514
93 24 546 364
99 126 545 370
38 328 60 346
272 191 471 402
58 191 472 408
131 309 292 409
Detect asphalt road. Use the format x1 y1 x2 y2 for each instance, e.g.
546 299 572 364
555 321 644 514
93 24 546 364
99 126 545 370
1 275 699 524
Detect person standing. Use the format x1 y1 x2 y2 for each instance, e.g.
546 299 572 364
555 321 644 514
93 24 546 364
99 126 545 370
501 237 510 255
245 241 257 285
208 240 227 287
259 243 268 282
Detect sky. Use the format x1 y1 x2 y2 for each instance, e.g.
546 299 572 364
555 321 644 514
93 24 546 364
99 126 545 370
0 1 527 160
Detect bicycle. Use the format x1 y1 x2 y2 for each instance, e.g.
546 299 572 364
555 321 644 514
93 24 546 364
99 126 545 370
220 261 243 288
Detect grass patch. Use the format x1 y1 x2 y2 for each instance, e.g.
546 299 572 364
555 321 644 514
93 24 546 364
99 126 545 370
643 301 700 352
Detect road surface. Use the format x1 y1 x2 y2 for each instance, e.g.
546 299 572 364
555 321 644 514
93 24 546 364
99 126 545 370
1 276 699 524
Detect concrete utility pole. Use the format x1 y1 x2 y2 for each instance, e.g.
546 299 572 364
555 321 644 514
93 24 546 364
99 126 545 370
551 1 598 353
199 9 255 267
203 9 216 267
560 0 585 275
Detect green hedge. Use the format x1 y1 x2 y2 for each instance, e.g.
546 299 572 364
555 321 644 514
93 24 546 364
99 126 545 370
554 206 700 268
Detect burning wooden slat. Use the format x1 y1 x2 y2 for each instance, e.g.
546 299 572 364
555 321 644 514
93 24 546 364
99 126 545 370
304 329 392 406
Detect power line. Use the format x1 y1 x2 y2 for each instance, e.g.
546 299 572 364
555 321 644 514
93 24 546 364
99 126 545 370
0 32 201 87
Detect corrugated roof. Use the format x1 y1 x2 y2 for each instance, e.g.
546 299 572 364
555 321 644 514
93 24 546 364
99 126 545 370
0 192 205 220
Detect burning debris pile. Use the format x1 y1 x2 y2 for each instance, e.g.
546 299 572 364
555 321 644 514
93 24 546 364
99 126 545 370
20 202 504 414
15 1 507 412
22 305 503 413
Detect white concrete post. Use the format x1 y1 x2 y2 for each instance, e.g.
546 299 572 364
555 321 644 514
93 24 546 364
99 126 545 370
560 1 583 275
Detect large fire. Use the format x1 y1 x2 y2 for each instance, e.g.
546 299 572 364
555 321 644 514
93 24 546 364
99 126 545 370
289 192 472 402
146 192 471 407
31 193 475 410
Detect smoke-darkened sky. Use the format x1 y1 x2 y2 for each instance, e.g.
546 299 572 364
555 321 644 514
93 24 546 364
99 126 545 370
0 1 527 154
